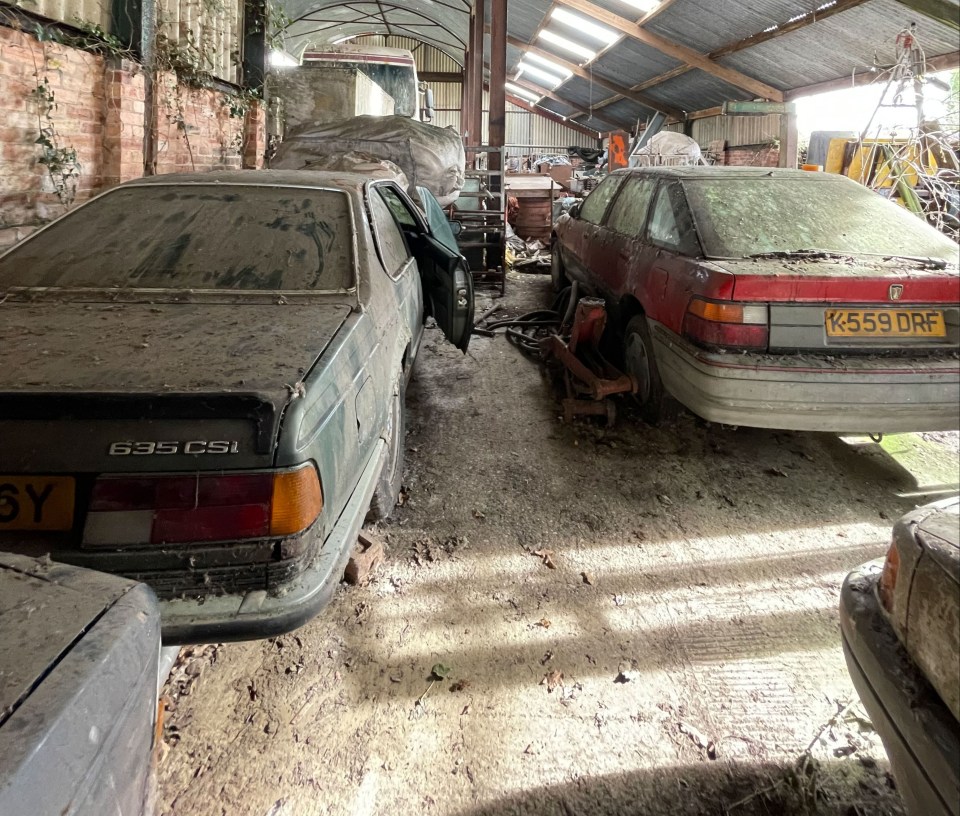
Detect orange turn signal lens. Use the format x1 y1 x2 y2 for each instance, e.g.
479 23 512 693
878 543 900 614
687 298 768 325
270 465 323 536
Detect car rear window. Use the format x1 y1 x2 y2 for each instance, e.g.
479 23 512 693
0 185 356 291
683 177 960 262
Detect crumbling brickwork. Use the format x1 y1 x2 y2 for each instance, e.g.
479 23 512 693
0 23 265 249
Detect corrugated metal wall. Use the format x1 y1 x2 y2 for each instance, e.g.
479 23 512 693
662 114 781 149
156 0 242 83
21 0 241 82
349 35 592 149
17 0 110 33
692 114 780 147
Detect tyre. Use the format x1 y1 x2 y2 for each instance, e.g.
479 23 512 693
368 371 406 521
551 241 570 292
623 315 667 424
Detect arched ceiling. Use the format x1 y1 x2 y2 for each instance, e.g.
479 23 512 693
281 0 471 63
276 0 960 132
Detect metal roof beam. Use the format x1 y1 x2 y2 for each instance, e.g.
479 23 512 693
892 0 960 31
554 0 784 101
587 0 871 113
506 34 684 118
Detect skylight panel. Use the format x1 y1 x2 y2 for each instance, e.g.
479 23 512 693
518 61 567 87
505 82 542 103
550 8 619 44
538 29 597 61
610 0 659 11
523 52 573 78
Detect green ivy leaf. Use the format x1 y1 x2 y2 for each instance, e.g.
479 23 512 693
430 663 451 680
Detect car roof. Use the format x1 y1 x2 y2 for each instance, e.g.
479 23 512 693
119 169 381 193
611 166 844 182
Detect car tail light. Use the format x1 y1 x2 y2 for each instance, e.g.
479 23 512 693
878 542 900 614
682 297 769 351
83 465 323 546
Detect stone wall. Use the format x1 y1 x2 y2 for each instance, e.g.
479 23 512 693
0 23 266 249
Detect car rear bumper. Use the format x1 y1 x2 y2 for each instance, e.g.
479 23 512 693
840 562 960 816
159 439 386 644
650 322 960 432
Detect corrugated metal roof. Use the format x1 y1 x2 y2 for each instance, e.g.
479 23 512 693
644 0 826 54
721 0 960 91
278 0 959 128
642 68 753 112
588 37 683 79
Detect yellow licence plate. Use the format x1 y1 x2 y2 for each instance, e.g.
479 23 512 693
0 476 75 531
825 309 946 338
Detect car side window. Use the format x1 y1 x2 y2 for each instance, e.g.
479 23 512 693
377 185 418 228
368 191 411 276
647 183 700 256
607 178 655 236
579 175 626 225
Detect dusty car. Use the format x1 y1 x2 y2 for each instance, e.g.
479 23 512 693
552 167 960 431
840 497 959 816
0 553 160 816
0 170 473 644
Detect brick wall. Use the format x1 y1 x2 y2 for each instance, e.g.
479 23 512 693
724 143 780 167
0 23 265 249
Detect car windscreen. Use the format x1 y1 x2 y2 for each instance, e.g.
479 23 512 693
682 177 960 262
0 185 356 291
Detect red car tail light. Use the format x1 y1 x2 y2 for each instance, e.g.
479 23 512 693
84 465 323 546
683 297 769 351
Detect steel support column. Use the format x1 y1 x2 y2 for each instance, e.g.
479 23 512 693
469 0 485 150
462 10 475 144
488 0 506 191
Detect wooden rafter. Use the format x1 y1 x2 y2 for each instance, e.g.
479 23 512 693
506 34 684 118
585 0 871 115
512 77 631 130
554 0 784 101
892 0 960 31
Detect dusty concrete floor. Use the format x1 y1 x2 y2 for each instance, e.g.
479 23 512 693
158 273 959 816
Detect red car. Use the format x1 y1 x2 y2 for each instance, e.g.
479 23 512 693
552 167 960 431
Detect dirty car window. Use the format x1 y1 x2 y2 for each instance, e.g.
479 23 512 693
684 177 959 261
579 175 625 225
0 186 356 291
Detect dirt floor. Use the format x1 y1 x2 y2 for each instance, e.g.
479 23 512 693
157 272 959 816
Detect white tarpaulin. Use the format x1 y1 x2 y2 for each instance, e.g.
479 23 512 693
272 115 465 206
632 132 702 166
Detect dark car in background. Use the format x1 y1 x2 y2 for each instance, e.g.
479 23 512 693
552 167 960 431
0 170 473 644
841 497 960 816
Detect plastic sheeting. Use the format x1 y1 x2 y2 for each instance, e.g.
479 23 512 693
632 132 703 167
272 115 465 207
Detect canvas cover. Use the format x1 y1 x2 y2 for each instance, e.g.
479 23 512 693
273 115 465 206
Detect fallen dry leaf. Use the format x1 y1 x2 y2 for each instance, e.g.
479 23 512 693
765 467 788 478
531 549 557 569
536 618 551 629
679 721 717 759
540 670 564 693
450 679 471 692
581 571 594 586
